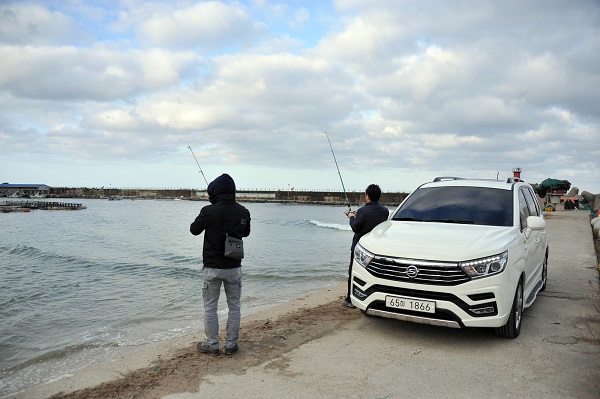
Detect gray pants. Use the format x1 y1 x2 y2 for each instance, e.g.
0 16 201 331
202 267 242 350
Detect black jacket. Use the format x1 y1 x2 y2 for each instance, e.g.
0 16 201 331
349 201 389 251
190 174 251 268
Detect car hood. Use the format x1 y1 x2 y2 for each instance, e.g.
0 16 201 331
359 221 518 262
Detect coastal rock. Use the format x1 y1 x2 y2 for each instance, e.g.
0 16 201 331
565 187 579 198
581 191 599 211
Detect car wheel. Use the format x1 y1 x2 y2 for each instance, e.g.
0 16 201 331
540 251 548 291
495 280 523 339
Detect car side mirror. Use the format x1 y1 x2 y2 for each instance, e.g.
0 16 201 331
525 216 546 238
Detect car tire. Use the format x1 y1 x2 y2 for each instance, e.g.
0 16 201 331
540 251 548 291
495 280 523 339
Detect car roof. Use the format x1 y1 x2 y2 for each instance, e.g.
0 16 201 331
419 177 528 191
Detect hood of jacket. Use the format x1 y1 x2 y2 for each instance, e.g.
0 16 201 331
207 173 236 204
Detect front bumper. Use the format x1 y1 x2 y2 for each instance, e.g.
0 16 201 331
351 261 519 329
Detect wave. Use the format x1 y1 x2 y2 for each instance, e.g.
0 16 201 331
159 253 199 265
1 244 46 259
0 244 99 270
1 341 119 373
306 219 351 231
0 244 200 280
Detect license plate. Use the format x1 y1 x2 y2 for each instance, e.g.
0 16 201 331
385 295 436 314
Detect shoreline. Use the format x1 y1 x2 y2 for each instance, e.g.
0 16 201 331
11 282 350 399
0 200 353 399
8 211 600 399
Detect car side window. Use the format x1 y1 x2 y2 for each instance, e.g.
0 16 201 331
521 187 540 217
518 190 530 231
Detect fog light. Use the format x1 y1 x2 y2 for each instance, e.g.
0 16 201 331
471 306 495 315
353 286 367 300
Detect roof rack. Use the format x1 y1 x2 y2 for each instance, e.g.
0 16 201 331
433 177 465 182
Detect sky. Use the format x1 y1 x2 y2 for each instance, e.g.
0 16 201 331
1 0 599 194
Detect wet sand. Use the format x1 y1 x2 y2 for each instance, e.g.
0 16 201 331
17 283 353 399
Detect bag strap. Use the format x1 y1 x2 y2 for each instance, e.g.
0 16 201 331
218 204 239 239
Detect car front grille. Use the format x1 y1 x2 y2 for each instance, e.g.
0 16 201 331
366 256 470 285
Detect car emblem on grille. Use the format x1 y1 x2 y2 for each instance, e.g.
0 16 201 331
406 265 419 279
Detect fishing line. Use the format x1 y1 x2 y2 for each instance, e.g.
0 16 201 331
324 132 351 212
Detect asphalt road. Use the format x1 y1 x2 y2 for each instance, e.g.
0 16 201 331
167 211 600 399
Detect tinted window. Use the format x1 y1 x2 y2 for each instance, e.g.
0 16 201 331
518 189 530 230
521 187 540 217
393 186 513 227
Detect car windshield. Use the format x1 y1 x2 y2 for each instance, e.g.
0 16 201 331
392 186 513 226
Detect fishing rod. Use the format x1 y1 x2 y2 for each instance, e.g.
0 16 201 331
175 120 209 186
325 132 352 213
187 146 209 186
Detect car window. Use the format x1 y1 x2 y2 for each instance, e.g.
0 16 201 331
518 189 530 230
521 187 540 216
392 186 513 226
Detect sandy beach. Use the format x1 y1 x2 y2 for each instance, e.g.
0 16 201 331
15 283 353 399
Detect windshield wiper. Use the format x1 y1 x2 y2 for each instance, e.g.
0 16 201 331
393 217 425 222
425 219 474 224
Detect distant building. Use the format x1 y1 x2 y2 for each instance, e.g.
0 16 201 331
0 183 50 197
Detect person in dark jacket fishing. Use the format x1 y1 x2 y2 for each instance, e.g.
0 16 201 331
342 184 389 308
190 173 251 355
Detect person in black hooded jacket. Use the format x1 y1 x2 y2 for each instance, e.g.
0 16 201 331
190 173 250 356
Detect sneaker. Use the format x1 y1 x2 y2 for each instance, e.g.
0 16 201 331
341 299 356 308
224 344 239 355
197 342 220 356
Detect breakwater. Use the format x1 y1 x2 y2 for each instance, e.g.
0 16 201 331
1 200 87 211
47 187 409 206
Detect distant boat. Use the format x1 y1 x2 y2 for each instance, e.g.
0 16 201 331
108 197 122 201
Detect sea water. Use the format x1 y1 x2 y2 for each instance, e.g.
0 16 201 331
0 199 367 397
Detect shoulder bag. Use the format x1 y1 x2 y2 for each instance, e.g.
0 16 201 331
220 206 244 260
224 233 244 260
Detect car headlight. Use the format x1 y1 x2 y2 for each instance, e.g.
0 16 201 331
354 244 374 268
460 251 508 279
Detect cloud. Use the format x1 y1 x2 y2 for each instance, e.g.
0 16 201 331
131 1 266 50
0 0 599 193
0 2 90 45
0 45 201 100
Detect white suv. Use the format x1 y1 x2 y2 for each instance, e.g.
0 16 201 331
351 177 548 338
